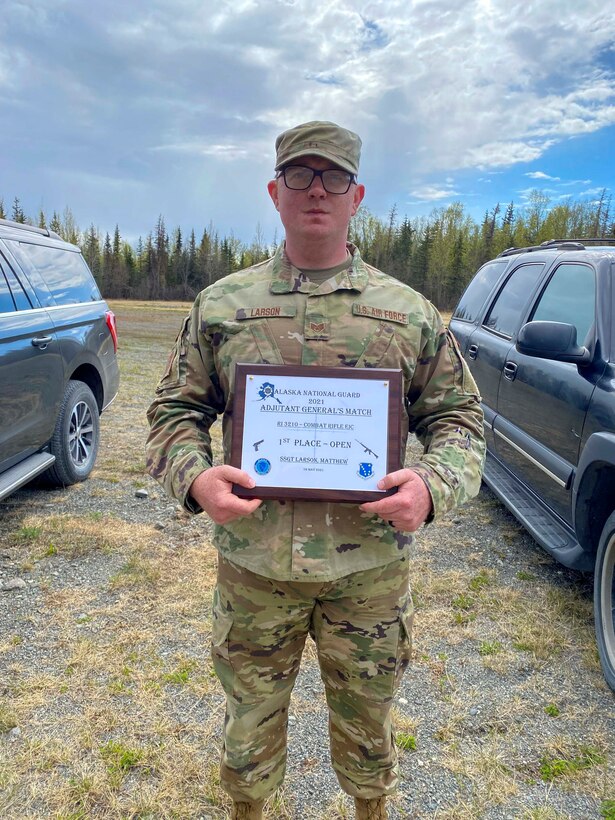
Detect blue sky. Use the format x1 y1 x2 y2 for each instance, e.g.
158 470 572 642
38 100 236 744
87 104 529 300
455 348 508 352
1 0 614 246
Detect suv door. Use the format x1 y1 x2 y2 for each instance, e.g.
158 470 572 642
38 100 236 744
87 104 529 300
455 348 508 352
6 239 113 384
495 262 599 522
0 256 64 470
461 262 544 450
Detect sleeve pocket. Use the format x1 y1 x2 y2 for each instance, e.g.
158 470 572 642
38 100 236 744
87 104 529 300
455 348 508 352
156 316 190 392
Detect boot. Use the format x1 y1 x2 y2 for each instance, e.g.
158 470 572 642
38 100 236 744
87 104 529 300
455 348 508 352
354 796 387 820
231 799 264 819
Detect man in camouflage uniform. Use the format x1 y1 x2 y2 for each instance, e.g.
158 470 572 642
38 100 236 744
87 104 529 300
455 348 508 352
146 121 485 820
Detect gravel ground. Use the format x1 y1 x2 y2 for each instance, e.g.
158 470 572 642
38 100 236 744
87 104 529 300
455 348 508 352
1 301 613 819
1 460 613 819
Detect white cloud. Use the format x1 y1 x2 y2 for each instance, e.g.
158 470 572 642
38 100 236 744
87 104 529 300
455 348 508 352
560 178 593 187
1 0 614 238
409 184 461 202
525 172 561 180
151 142 251 160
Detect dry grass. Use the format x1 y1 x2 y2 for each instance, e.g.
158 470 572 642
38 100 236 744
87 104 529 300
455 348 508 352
0 300 613 819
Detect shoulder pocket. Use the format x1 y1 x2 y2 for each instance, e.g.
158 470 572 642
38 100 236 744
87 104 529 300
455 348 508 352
156 316 190 392
446 328 474 394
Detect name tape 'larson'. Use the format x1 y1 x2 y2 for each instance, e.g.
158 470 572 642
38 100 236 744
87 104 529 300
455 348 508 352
236 306 298 320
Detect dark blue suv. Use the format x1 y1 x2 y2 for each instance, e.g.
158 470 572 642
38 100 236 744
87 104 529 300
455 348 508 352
450 239 615 692
0 218 120 501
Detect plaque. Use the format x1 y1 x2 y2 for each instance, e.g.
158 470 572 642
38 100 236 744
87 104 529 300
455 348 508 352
230 363 402 501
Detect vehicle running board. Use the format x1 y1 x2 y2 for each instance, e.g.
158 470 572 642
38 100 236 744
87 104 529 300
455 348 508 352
483 452 593 571
0 453 56 502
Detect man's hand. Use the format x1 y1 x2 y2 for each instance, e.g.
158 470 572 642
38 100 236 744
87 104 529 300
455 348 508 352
190 466 262 525
360 469 433 532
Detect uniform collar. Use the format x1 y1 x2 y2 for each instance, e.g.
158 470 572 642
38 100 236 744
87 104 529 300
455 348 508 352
269 242 369 295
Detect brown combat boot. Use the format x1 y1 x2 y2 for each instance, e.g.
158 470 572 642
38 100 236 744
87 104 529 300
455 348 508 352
354 796 387 820
231 799 264 819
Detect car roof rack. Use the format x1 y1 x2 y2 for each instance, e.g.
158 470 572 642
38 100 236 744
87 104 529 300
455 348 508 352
497 237 615 257
0 217 63 241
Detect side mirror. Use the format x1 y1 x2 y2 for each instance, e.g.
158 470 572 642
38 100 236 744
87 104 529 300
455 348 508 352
516 321 592 365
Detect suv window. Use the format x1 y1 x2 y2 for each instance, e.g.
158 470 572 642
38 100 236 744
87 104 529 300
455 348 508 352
484 262 544 337
531 263 595 344
10 242 101 306
3 263 33 311
0 269 14 313
453 259 507 322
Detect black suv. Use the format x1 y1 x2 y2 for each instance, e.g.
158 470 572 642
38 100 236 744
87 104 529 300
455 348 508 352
0 218 119 500
450 239 615 691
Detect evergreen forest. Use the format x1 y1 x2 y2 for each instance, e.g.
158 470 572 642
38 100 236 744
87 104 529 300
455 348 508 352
2 190 613 309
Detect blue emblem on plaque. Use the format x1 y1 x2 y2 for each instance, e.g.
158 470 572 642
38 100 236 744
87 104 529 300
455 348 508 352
257 382 282 404
358 462 374 479
254 458 271 476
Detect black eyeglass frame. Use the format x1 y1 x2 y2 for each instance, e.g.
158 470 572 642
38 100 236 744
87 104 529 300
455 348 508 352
276 165 357 195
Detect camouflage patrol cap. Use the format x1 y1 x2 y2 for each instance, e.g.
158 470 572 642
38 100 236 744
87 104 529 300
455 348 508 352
274 121 362 176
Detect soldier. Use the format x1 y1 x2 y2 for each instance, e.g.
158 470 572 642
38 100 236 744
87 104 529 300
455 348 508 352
146 121 485 820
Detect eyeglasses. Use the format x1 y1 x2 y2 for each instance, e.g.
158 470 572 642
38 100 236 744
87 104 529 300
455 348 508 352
277 165 356 194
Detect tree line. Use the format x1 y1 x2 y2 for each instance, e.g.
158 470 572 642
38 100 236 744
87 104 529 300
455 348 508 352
2 189 613 309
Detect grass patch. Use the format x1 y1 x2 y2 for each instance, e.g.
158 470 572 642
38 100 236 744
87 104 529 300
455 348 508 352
9 514 150 559
100 739 145 785
544 702 560 717
395 731 417 751
539 745 607 781
163 658 198 686
0 702 18 733
478 640 503 656
109 553 161 589
452 592 474 610
601 800 615 819
17 524 42 540
469 569 493 591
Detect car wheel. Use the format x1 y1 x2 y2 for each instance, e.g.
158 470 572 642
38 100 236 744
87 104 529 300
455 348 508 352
594 510 615 691
44 380 100 486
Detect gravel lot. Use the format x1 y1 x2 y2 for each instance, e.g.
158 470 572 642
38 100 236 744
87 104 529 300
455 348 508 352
1 301 613 819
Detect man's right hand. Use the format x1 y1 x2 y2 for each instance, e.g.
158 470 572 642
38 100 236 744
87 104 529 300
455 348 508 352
189 466 263 525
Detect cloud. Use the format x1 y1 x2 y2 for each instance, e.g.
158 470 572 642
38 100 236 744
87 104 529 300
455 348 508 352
151 141 252 160
409 184 461 202
525 172 561 180
1 0 614 239
560 179 593 187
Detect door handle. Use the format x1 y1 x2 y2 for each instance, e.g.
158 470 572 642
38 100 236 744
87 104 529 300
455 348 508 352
468 344 478 360
503 361 518 381
32 336 53 349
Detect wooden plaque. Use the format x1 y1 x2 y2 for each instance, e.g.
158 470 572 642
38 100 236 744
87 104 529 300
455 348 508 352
230 363 402 502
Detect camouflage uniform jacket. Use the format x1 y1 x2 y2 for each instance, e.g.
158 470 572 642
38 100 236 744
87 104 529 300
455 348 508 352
146 243 485 582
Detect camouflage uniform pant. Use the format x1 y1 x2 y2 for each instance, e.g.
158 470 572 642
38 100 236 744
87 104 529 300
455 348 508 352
211 554 413 803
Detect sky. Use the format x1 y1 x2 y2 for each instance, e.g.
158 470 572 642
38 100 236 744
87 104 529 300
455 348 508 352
1 0 614 247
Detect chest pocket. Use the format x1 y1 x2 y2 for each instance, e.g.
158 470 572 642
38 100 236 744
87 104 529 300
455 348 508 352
355 321 398 368
209 319 284 392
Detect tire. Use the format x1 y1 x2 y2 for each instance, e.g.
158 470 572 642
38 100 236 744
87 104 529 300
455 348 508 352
594 510 615 692
44 380 100 487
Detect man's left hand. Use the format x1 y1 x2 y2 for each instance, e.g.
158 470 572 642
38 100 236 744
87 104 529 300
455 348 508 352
359 469 433 532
